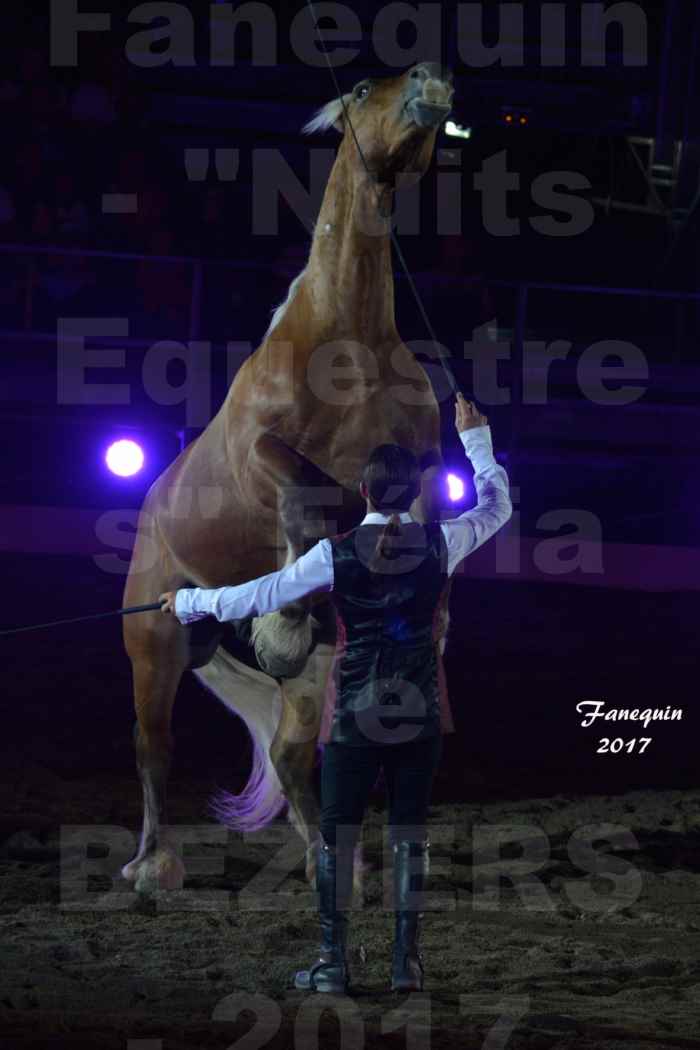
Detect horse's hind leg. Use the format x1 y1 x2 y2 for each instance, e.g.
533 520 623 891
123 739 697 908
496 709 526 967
122 638 189 893
269 639 367 894
269 641 330 882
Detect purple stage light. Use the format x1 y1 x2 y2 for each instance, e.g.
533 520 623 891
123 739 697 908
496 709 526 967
105 439 145 477
446 472 465 502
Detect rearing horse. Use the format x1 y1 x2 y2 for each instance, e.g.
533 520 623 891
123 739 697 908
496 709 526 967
122 63 455 892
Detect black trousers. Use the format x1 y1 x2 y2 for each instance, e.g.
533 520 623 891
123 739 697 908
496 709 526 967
319 733 443 849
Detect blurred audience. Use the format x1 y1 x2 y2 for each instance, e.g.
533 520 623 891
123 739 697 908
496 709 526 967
30 172 90 244
0 28 499 344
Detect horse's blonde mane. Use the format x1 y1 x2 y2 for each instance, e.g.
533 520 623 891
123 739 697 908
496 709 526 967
302 94 351 135
263 94 352 339
263 269 306 339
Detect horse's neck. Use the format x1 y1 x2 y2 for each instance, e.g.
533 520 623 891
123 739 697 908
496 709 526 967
304 143 396 345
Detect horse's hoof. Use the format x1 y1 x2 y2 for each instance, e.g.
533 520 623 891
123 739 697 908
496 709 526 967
121 847 186 892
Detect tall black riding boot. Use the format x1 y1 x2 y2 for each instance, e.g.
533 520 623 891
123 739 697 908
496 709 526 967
294 834 353 994
391 836 430 993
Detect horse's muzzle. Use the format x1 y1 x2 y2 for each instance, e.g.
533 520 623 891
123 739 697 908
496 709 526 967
405 98 452 129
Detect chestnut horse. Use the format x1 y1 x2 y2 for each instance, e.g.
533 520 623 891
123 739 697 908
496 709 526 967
121 63 455 893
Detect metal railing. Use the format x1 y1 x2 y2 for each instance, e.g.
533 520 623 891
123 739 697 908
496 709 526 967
0 243 281 344
1 243 698 359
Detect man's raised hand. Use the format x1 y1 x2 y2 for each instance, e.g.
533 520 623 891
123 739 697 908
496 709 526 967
455 393 488 432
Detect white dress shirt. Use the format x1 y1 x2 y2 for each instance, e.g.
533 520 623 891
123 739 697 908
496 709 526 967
174 425 512 624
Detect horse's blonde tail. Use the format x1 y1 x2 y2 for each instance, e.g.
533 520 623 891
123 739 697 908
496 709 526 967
193 646 286 832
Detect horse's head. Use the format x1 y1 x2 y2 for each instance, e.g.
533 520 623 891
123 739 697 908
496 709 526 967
304 62 454 183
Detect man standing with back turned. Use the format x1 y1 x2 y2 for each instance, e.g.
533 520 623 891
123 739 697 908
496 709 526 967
161 394 512 995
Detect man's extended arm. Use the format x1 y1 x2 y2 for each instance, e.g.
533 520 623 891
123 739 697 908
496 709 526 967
440 423 512 576
173 539 334 624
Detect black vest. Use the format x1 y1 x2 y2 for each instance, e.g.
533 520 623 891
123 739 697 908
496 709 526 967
327 521 449 747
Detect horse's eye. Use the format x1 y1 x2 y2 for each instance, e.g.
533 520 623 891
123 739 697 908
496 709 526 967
355 84 370 101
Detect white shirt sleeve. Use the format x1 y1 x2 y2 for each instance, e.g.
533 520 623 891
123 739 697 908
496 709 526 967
440 425 513 576
174 538 334 624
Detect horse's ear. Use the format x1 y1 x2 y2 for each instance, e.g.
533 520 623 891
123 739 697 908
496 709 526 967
302 94 351 135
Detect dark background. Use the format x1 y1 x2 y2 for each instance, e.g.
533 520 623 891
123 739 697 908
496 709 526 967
0 0 698 800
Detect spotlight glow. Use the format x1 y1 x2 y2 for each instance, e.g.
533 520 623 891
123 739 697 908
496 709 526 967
446 473 465 502
106 439 144 477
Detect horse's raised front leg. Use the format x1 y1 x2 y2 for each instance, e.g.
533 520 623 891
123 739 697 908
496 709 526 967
247 432 354 678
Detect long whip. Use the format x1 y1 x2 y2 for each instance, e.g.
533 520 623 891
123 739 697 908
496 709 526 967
0 602 165 637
